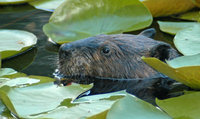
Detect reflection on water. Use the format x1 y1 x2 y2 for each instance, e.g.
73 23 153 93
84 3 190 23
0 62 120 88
0 5 59 77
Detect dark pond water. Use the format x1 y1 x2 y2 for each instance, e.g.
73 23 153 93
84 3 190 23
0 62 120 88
0 4 176 78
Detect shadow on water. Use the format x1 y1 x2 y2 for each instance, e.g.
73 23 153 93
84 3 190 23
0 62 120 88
0 4 180 78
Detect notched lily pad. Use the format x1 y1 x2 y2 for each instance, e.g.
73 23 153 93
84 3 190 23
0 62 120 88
174 24 200 55
157 21 197 35
142 57 200 89
43 0 152 44
0 29 37 59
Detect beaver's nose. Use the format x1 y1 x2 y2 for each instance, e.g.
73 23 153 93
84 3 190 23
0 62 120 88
59 43 75 59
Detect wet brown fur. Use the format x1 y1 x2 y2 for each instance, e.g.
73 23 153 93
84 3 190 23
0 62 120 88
57 33 179 83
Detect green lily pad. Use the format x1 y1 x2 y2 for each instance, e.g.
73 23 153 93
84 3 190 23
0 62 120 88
157 21 197 35
43 0 152 44
25 91 126 119
174 24 200 55
106 94 171 119
0 68 17 77
29 0 65 12
0 29 37 59
0 73 55 88
142 57 200 89
0 77 39 88
157 91 200 119
0 83 92 118
173 11 200 21
0 0 33 5
166 53 200 68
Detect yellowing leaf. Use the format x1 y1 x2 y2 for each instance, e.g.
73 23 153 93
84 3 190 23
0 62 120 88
157 92 200 119
192 0 200 7
142 57 200 89
140 0 195 17
173 11 200 21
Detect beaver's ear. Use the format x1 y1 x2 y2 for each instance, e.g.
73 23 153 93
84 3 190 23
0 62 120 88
150 44 178 61
139 28 156 39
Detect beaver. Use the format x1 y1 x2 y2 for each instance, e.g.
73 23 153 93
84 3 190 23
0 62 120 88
55 28 182 102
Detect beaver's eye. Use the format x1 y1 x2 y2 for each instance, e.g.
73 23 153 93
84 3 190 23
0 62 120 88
101 47 110 54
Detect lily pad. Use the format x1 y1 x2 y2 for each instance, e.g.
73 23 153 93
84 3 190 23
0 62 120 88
166 53 200 68
0 83 92 118
0 29 37 59
106 94 171 119
29 0 65 12
142 57 200 89
43 0 152 44
0 77 39 88
174 24 200 55
173 11 200 21
0 68 17 77
157 21 197 35
139 0 195 17
0 0 33 5
157 91 200 119
28 91 126 119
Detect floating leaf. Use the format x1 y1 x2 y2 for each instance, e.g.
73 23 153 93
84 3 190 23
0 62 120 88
29 0 65 12
43 0 152 44
0 68 17 77
142 57 200 89
166 53 200 68
173 11 200 21
157 21 197 35
140 0 195 17
106 94 171 119
27 91 125 119
157 91 200 119
174 24 200 55
0 0 33 5
0 77 39 88
0 83 92 118
0 29 37 59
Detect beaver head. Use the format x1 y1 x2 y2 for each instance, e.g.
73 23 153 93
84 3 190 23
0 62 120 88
56 28 179 84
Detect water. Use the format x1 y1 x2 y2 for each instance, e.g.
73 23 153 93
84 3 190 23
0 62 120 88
0 4 176 78
1 5 59 77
